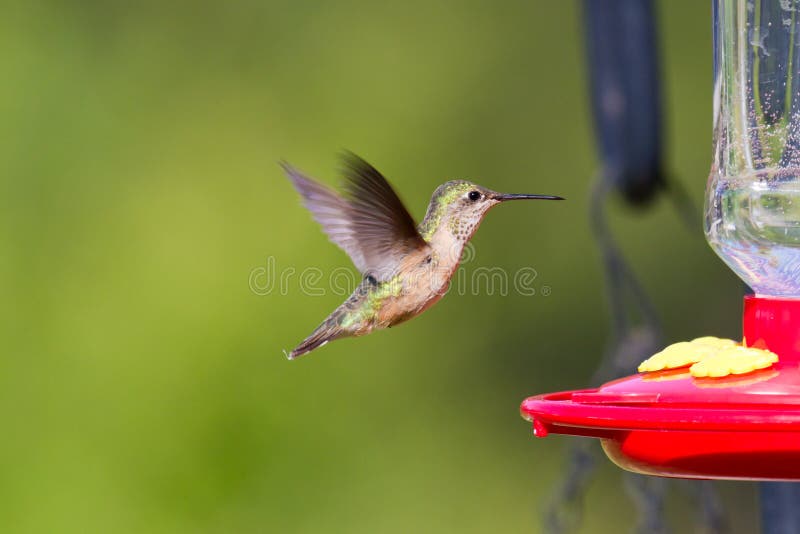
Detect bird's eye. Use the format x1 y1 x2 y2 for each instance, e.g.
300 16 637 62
468 190 481 201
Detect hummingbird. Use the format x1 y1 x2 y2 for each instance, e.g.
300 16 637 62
282 153 563 359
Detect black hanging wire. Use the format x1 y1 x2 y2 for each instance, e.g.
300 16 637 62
541 1 726 532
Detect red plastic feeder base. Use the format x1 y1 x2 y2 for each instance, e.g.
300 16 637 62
520 296 800 481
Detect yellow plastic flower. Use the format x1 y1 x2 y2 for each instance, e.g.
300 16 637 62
689 346 779 378
690 336 739 349
637 336 779 378
638 339 728 372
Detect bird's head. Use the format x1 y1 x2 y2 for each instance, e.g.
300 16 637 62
420 180 563 242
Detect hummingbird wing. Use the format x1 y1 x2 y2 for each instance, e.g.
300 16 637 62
339 153 429 278
282 163 359 263
283 153 428 280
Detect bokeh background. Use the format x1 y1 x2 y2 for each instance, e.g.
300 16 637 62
2 1 759 532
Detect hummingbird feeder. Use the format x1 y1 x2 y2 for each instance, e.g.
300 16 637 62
521 0 800 481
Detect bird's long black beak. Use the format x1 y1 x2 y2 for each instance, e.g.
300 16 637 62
493 193 565 201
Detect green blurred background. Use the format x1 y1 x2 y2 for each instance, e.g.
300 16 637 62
2 1 760 532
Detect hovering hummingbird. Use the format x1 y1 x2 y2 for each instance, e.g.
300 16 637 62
282 153 563 359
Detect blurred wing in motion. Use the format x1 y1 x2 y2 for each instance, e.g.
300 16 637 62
282 153 428 280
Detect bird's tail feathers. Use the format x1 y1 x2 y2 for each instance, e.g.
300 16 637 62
288 323 345 359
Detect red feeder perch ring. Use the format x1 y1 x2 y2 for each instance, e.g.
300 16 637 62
520 296 800 481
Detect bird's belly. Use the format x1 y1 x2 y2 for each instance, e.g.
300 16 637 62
376 269 453 327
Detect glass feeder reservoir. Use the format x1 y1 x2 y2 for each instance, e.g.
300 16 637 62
706 0 800 297
520 0 800 481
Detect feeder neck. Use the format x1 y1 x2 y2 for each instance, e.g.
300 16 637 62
744 296 800 365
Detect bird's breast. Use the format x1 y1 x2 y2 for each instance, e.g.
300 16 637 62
375 259 459 327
